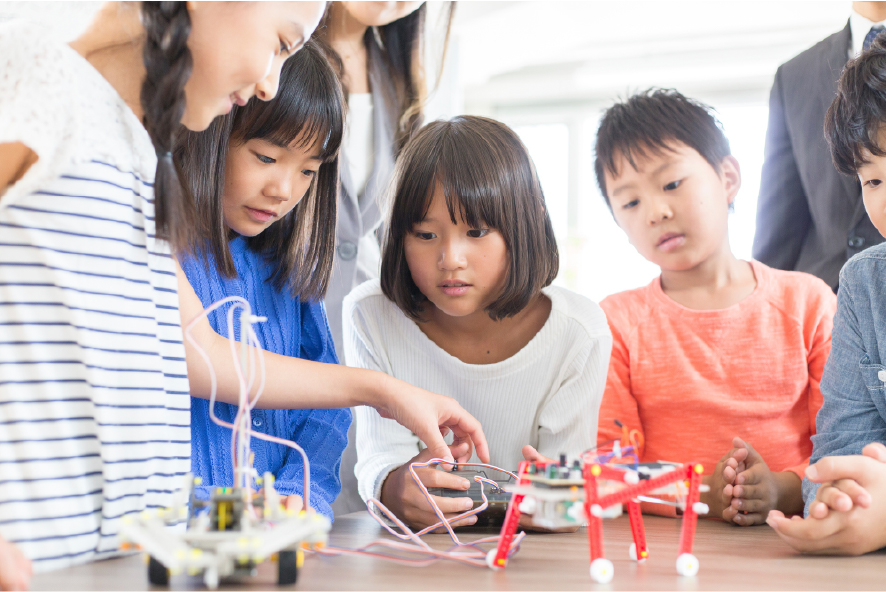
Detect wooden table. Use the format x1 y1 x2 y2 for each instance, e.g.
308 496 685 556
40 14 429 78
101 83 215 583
30 512 886 590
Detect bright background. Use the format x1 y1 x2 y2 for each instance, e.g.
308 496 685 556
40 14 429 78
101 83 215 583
1 1 854 301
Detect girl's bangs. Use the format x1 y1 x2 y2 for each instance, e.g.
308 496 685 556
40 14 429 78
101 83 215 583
429 135 504 231
231 44 344 162
235 98 343 163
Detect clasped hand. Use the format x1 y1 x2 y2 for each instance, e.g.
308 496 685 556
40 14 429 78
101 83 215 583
706 437 802 526
767 442 886 555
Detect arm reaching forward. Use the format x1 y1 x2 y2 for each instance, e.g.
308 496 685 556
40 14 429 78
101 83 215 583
176 260 490 465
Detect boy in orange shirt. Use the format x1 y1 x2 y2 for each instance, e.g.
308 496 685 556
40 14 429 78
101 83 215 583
594 89 837 525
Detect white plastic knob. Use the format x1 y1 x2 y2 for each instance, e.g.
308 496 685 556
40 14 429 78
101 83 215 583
590 558 614 583
692 502 709 515
567 503 584 521
518 497 536 515
676 553 699 577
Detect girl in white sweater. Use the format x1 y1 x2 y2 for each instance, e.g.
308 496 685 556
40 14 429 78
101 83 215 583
345 116 613 529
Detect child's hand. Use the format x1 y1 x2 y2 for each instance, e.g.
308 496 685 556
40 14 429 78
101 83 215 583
703 446 743 521
380 444 478 530
0 536 31 591
281 494 304 514
723 437 802 526
767 444 886 555
373 376 488 466
720 437 749 499
521 445 555 464
807 442 886 519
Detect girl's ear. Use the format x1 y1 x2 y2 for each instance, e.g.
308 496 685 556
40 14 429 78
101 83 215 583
720 155 741 207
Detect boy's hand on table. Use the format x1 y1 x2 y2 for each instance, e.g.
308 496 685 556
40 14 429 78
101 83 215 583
807 442 886 519
0 536 31 591
380 444 478 530
720 437 749 499
722 437 802 526
704 445 744 521
767 444 886 555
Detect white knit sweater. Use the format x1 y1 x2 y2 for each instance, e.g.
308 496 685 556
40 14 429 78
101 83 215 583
343 279 612 503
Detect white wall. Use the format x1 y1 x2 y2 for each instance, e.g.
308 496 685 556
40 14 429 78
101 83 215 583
1 1 854 301
448 1 852 301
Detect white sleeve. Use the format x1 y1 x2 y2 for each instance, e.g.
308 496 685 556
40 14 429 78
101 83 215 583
343 293 421 503
0 22 78 204
536 326 612 461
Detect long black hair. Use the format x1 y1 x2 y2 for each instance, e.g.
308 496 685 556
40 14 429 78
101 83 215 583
175 40 345 302
140 1 197 252
315 2 456 153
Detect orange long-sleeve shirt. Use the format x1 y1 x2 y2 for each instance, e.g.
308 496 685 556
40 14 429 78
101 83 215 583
598 261 836 479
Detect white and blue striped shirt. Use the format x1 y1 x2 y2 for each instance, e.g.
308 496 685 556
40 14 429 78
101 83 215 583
0 23 190 571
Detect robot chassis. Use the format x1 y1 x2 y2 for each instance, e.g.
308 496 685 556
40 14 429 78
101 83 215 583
488 457 709 584
119 472 330 589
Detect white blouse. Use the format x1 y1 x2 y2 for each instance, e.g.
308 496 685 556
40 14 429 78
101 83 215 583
343 279 612 503
344 92 375 198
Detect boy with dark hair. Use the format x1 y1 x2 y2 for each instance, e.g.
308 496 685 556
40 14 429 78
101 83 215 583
594 89 837 525
768 37 886 555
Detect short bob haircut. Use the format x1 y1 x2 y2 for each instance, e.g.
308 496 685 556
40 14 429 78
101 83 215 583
175 39 344 302
826 35 886 175
594 88 731 209
380 115 559 322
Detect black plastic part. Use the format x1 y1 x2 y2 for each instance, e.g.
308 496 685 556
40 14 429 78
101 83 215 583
428 469 514 528
148 556 170 586
278 550 298 585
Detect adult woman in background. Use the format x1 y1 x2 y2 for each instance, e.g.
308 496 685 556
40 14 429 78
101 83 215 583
315 0 456 515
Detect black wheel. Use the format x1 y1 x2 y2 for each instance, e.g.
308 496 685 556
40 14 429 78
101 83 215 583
148 555 170 586
278 550 298 585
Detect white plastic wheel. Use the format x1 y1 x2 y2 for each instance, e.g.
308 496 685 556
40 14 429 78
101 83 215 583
486 549 501 570
675 553 699 577
590 558 614 584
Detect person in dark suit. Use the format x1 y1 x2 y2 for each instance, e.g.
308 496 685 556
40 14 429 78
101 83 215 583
753 2 886 291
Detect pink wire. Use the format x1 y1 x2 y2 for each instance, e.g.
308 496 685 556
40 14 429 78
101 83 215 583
318 459 525 567
184 297 523 568
183 296 310 510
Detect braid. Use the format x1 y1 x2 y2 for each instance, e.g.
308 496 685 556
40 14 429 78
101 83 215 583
140 1 196 252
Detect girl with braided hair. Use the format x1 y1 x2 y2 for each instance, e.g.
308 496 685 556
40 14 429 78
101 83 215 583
0 3 486 588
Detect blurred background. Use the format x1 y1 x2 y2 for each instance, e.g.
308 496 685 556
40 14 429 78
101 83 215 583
0 1 854 302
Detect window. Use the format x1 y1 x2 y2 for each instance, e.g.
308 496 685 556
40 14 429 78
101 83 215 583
510 99 770 303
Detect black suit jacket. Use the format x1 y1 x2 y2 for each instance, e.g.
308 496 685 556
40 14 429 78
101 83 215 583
752 21 883 290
